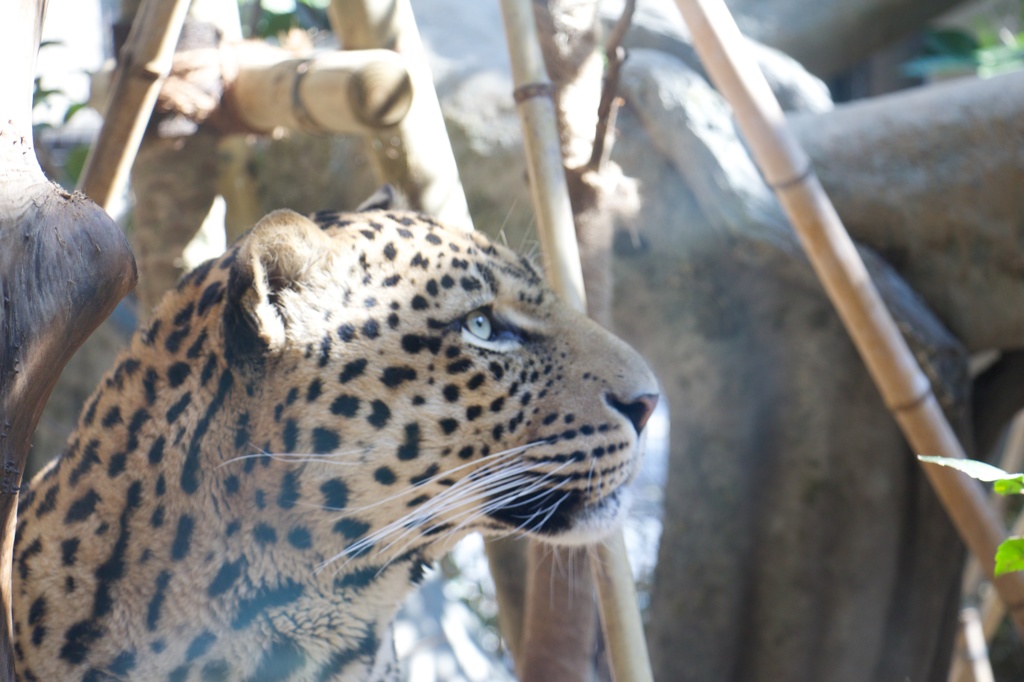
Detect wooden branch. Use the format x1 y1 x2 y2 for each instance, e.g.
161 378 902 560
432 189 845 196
672 0 1024 635
0 3 137 680
587 0 635 172
326 0 473 231
77 0 191 210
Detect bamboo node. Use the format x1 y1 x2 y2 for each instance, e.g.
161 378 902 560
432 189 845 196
290 60 332 136
766 161 813 191
513 81 554 103
886 386 932 415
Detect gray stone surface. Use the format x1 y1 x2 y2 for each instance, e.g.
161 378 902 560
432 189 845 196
790 71 1024 352
726 0 964 76
613 50 966 681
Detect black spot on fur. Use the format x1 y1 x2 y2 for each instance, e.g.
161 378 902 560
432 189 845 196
172 515 195 561
287 527 312 550
187 631 218 660
197 282 224 316
411 295 428 310
333 518 371 539
367 400 391 428
208 559 246 598
309 424 339 451
187 329 209 360
146 571 172 631
92 481 143 619
165 393 192 424
168 362 191 387
165 325 191 354
411 464 440 486
182 370 234 494
146 435 165 466
337 323 356 342
306 379 323 402
278 471 300 509
439 419 458 435
331 394 360 417
397 423 421 460
65 489 100 523
374 466 397 485
202 659 231 681
338 358 367 383
381 366 416 388
320 479 349 509
143 368 158 405
447 359 472 374
61 538 80 566
59 620 104 664
253 524 278 544
282 419 299 453
101 406 122 428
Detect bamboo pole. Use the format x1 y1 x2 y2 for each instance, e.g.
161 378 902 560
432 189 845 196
499 2 653 681
77 0 191 210
498 0 586 313
327 0 473 231
672 0 1024 633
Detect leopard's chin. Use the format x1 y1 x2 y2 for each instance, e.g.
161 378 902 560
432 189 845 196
541 487 631 546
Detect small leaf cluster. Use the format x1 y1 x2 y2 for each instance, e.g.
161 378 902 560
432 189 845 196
918 455 1024 575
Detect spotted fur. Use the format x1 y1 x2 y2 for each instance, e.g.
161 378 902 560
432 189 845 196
13 205 658 681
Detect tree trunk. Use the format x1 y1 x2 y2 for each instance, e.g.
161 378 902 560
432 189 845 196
0 2 137 679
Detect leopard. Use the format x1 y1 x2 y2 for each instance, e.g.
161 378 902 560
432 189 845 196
11 192 658 681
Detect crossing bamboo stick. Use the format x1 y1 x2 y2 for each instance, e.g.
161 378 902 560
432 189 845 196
499 1 653 681
77 0 191 210
673 0 1024 634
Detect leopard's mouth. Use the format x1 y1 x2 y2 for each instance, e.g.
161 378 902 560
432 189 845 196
484 484 630 545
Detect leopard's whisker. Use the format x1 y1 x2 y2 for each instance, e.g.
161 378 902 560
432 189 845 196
319 457 573 572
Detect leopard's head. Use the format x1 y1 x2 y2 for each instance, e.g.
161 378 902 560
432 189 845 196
190 207 657 565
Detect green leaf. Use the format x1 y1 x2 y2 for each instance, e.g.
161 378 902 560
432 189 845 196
995 538 1024 576
63 102 87 124
917 455 1024 494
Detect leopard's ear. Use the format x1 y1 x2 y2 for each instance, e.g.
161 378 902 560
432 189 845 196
355 184 401 212
223 209 330 366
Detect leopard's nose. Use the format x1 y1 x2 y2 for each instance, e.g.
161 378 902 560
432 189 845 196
605 392 659 436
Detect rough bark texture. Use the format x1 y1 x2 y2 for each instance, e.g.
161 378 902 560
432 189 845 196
0 3 137 680
615 49 966 682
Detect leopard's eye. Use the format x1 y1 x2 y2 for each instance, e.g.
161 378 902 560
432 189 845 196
464 309 493 340
461 307 519 352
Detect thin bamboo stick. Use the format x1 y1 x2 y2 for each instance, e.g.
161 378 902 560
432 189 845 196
498 0 586 313
949 607 996 682
672 0 1024 634
77 0 191 211
499 2 652 681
